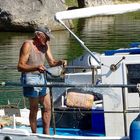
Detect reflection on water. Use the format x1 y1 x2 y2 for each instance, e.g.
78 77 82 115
0 12 140 106
79 12 140 52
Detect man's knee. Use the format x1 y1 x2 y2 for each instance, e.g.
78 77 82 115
40 105 51 112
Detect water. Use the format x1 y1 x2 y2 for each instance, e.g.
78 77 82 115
0 11 140 106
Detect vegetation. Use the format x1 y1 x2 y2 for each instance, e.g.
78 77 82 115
65 0 78 7
115 0 140 4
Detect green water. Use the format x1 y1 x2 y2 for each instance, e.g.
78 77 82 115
0 11 140 106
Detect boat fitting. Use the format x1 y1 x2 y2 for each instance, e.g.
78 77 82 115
110 56 125 71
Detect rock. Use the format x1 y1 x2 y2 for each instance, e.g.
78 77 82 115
0 0 72 31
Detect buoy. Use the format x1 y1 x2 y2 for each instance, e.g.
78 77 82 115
130 114 140 140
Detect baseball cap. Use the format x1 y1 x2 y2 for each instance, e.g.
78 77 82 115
35 27 54 40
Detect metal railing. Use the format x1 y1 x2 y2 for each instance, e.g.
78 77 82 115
0 81 140 136
0 65 139 136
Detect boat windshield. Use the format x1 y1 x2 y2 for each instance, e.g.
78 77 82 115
127 64 140 93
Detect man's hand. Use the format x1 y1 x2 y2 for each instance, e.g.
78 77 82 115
62 60 67 67
37 64 47 73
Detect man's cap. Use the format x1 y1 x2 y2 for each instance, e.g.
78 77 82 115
35 27 53 40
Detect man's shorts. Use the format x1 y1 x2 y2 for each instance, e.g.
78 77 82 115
21 73 49 98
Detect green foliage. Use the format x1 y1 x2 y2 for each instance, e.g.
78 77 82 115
65 0 78 7
115 0 140 3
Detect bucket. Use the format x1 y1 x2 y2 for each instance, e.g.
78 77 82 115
130 114 140 140
46 65 64 77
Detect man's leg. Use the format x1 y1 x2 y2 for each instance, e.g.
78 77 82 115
29 98 38 133
39 93 51 134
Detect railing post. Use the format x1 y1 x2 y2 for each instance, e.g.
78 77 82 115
91 67 95 84
49 87 56 135
122 87 127 136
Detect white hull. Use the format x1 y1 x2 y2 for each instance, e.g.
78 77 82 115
0 128 129 140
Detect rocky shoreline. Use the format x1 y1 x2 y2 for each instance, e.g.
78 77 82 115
0 0 72 32
0 0 139 32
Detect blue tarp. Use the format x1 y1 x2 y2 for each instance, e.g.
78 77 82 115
104 42 140 56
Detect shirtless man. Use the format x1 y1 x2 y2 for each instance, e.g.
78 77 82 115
17 27 66 134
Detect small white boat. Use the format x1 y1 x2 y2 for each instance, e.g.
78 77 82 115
1 3 140 140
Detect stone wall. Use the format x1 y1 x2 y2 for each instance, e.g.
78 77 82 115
77 0 139 7
78 0 114 7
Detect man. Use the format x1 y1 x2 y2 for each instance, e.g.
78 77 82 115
17 27 66 134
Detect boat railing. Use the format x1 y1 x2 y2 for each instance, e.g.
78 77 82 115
65 65 101 84
48 83 139 136
0 81 140 136
0 65 139 136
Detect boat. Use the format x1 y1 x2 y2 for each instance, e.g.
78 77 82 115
1 3 140 140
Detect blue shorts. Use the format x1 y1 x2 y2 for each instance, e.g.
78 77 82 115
21 73 49 98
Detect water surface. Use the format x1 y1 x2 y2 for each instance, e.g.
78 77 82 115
0 11 140 106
